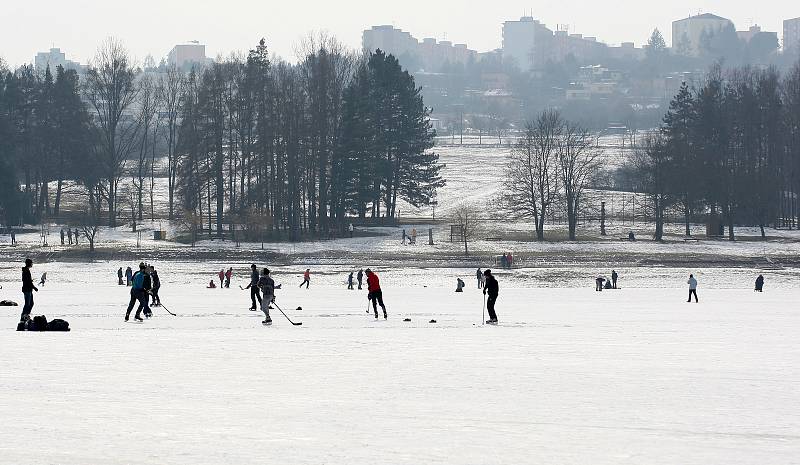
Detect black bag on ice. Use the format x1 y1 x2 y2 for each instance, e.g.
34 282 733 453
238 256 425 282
31 315 48 332
47 319 70 332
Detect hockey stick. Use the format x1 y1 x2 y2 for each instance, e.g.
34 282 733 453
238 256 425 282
366 297 371 314
148 292 176 316
482 293 486 326
272 302 303 326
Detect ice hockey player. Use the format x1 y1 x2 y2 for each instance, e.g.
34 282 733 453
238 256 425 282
244 264 262 310
258 268 275 325
300 269 310 289
483 269 499 325
125 263 149 322
38 272 47 286
366 268 387 320
20 258 38 323
687 274 698 303
357 269 364 290
150 267 161 307
755 275 764 292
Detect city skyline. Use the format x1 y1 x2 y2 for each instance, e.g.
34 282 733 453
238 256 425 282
1 1 795 67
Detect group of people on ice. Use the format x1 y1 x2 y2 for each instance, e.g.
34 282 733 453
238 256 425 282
123 263 161 322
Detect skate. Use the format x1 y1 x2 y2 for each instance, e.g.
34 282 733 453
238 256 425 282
134 315 144 322
383 310 388 320
486 319 499 325
262 319 273 326
124 313 130 322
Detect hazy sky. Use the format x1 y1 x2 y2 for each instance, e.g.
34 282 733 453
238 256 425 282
2 1 796 66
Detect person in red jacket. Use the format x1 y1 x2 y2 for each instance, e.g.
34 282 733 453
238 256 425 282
299 269 310 289
365 268 387 319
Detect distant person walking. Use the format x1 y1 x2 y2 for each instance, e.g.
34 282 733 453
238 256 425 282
225 267 232 288
410 228 417 245
67 228 72 245
60 229 65 245
73 228 79 245
483 269 499 324
755 275 764 292
611 270 619 289
258 268 275 325
507 252 513 268
402 229 407 245
300 269 310 289
357 269 364 290
244 264 262 311
687 274 698 303
10 230 16 246
117 267 124 285
349 223 354 238
348 272 354 290
500 253 508 269
366 268 387 319
20 258 38 323
38 272 47 287
476 268 483 289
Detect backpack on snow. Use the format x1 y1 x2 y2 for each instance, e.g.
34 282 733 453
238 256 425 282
132 271 145 290
47 319 70 331
31 315 48 332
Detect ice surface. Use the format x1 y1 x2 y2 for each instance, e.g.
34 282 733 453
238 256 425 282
1 262 798 465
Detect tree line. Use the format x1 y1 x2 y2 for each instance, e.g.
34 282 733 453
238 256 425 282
0 37 444 242
631 63 800 240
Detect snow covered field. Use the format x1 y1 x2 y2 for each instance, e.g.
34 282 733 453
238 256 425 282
1 262 799 464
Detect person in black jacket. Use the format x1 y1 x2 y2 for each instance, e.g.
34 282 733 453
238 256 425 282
244 264 262 310
483 269 499 324
150 267 161 307
125 263 149 322
20 258 39 322
755 275 764 292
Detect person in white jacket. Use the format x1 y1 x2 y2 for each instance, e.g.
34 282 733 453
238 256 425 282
687 274 698 303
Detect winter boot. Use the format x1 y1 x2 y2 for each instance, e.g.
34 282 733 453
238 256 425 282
383 310 388 319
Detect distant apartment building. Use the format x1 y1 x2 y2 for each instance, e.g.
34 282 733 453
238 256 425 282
501 17 553 71
672 13 735 57
34 48 84 73
785 17 800 53
362 25 477 71
167 41 208 70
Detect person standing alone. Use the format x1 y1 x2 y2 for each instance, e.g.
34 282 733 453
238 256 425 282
244 264 262 310
366 268 387 320
117 267 124 285
611 270 619 289
687 274 698 303
20 258 38 323
357 269 364 290
300 269 310 289
483 269 499 325
476 268 483 289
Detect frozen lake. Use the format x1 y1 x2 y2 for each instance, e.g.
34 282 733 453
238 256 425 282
1 262 798 464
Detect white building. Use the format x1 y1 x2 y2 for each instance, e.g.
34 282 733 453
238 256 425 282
34 48 84 73
501 17 552 71
362 25 418 57
785 17 800 53
167 41 208 70
672 13 735 57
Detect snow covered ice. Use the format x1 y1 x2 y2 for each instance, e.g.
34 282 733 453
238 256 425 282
1 261 799 464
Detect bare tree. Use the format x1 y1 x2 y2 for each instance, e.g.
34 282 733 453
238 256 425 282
632 134 674 241
159 65 185 220
84 38 140 227
453 202 482 255
503 110 562 240
558 122 602 240
133 74 158 221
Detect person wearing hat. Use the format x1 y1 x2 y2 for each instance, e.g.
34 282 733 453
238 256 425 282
258 268 275 325
244 264 262 310
365 268 387 319
125 262 149 322
483 269 499 324
20 258 38 322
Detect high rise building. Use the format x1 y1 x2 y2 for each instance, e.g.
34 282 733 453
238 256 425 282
34 48 84 73
672 13 735 57
785 17 800 53
362 25 477 71
167 41 208 70
501 17 553 71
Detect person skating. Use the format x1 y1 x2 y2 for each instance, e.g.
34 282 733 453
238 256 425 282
300 269 310 289
357 269 364 290
258 268 275 325
476 268 483 288
117 267 124 285
218 269 224 289
125 266 133 286
687 274 698 303
755 275 764 292
483 269 499 324
348 272 354 290
150 267 161 307
20 258 38 323
60 228 65 245
366 268 387 319
595 276 605 292
456 278 465 292
225 267 232 288
244 264 262 310
125 263 149 322
38 272 47 286
611 270 619 289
